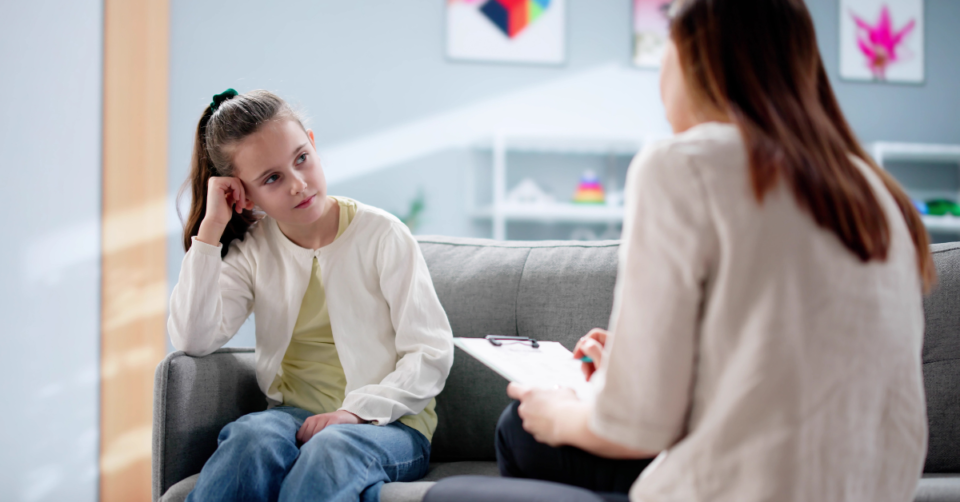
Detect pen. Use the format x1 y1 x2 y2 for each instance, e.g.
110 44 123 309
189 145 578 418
578 356 593 363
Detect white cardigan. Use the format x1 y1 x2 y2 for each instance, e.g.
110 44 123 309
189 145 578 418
168 202 454 426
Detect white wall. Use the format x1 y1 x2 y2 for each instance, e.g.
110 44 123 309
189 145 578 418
168 0 960 348
0 2 103 501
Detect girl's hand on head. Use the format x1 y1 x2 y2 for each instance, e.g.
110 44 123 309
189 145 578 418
196 176 253 245
573 328 608 381
296 410 367 444
507 383 580 447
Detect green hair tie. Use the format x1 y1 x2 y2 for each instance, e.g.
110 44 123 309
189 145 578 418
210 88 238 112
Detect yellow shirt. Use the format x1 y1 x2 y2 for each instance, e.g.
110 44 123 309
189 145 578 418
268 196 438 441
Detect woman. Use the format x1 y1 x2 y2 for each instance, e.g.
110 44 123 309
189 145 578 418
426 0 932 501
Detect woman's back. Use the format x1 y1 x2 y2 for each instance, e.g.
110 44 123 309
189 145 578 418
628 122 927 501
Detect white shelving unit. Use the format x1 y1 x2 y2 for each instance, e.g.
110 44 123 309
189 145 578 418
472 131 648 240
871 142 960 233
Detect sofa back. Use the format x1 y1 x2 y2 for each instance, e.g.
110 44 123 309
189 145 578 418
153 237 960 498
418 237 619 462
921 242 960 473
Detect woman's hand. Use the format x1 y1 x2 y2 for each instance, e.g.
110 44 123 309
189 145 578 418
507 383 580 447
507 383 657 459
573 328 608 381
196 176 254 246
296 410 367 444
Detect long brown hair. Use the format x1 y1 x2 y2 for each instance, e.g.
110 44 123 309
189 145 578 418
669 0 935 291
178 90 304 257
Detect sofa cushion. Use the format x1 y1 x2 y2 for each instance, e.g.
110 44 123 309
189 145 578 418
923 243 960 472
517 243 619 350
159 462 500 502
915 474 960 502
419 238 620 462
418 238 532 462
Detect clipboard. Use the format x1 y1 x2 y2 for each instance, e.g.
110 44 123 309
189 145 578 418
453 336 595 400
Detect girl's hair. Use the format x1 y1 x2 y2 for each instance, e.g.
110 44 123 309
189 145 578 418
669 0 935 291
179 90 305 257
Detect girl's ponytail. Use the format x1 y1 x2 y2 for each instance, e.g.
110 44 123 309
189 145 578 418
180 105 216 254
179 89 297 258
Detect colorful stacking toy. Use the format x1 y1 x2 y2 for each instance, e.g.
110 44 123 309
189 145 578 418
925 199 960 217
572 171 605 204
912 199 928 215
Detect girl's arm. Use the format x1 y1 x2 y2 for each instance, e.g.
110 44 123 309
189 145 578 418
339 221 454 425
167 237 255 356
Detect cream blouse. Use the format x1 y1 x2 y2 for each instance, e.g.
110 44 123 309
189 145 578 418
590 123 927 502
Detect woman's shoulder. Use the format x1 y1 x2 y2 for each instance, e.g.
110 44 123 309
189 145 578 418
644 122 743 166
630 122 746 192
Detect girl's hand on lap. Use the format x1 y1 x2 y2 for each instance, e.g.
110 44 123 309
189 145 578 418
296 410 367 443
573 328 608 381
507 383 580 447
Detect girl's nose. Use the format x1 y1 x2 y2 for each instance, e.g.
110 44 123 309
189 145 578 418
291 177 307 195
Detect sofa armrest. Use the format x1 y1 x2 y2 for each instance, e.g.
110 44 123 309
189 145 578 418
152 348 266 501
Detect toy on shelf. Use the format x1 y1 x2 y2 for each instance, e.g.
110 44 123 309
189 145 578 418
572 170 605 204
912 199 928 215
926 199 960 217
507 178 555 205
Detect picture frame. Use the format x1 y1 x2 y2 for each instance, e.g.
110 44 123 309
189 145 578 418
632 0 672 69
446 0 566 65
839 0 924 84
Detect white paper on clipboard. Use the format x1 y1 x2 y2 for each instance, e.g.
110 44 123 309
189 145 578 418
453 337 596 401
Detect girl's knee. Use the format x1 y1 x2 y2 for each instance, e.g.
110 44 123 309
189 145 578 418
300 425 361 458
219 411 296 446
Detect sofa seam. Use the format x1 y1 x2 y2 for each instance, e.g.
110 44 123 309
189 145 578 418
923 357 960 366
515 249 532 338
416 239 620 250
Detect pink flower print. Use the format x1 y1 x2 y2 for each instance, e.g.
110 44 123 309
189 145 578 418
851 5 916 80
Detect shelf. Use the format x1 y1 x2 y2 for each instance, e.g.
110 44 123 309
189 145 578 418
473 203 624 223
872 142 960 164
474 134 646 156
922 215 960 232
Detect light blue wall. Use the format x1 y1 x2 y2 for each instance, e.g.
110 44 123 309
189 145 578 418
0 2 103 501
812 0 960 145
168 0 960 346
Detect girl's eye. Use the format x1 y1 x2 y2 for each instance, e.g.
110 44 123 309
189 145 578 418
296 153 307 165
265 174 279 185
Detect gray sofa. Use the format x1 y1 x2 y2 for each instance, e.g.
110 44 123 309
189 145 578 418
153 237 960 502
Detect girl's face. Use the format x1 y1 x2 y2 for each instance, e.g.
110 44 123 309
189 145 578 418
231 119 329 226
660 39 698 134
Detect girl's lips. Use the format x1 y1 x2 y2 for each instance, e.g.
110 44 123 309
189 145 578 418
295 194 315 209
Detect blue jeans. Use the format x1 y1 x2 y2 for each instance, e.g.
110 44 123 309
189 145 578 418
185 406 431 502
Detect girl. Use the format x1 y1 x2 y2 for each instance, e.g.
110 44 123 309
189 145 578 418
427 0 932 501
168 89 454 502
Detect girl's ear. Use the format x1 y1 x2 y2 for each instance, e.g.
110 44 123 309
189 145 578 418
307 129 316 149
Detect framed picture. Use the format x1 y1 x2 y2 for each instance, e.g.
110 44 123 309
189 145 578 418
446 0 566 64
839 0 923 83
632 0 672 69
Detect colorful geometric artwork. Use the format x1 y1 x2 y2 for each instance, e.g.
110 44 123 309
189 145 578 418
479 0 552 39
572 171 605 204
632 0 672 69
839 0 923 83
447 0 565 64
